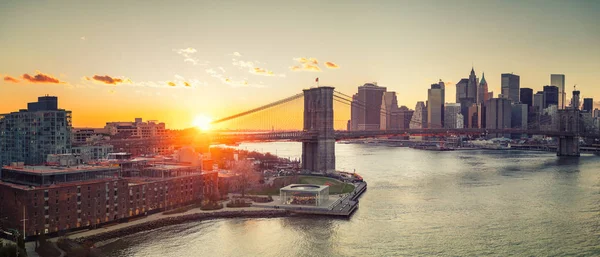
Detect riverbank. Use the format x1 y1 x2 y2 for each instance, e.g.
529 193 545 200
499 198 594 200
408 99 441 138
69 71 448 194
73 209 289 245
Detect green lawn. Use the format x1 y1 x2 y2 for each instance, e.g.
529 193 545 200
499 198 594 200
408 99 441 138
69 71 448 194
250 176 355 195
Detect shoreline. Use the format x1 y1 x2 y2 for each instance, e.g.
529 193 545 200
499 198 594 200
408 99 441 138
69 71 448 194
73 209 290 245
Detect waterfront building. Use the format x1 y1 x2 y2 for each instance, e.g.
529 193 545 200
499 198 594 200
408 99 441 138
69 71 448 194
520 88 533 108
348 94 360 131
356 83 387 130
551 74 566 109
543 85 559 108
486 98 512 138
501 73 520 103
105 118 166 138
427 81 445 128
394 106 414 130
0 158 218 237
511 103 528 129
444 103 462 129
380 92 399 130
410 102 427 129
583 98 593 113
280 184 329 206
0 96 72 166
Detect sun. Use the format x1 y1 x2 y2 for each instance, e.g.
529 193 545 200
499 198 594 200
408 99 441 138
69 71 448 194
192 114 213 131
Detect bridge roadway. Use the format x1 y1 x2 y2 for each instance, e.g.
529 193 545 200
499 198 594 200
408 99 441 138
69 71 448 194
101 129 600 147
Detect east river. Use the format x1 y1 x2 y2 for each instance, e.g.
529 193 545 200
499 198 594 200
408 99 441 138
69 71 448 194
101 142 600 256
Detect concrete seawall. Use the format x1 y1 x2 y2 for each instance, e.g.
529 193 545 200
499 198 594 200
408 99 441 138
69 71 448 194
75 210 289 244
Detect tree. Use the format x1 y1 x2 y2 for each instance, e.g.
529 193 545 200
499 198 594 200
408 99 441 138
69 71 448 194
232 160 259 197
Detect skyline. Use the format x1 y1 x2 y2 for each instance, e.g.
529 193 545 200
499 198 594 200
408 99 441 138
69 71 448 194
1 0 599 129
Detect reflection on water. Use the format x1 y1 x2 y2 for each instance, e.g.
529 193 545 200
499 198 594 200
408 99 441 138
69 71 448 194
102 143 600 257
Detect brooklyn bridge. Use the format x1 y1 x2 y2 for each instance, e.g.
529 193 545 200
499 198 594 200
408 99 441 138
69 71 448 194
107 87 600 173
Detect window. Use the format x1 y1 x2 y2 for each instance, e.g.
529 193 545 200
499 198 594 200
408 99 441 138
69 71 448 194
44 191 48 198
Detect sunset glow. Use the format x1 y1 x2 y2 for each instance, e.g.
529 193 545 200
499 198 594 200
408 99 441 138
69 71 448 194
192 114 213 131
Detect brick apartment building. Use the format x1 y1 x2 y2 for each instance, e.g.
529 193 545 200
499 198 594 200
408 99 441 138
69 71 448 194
0 162 217 238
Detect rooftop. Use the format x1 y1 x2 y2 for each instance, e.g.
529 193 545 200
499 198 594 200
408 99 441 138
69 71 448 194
280 184 329 192
2 165 118 175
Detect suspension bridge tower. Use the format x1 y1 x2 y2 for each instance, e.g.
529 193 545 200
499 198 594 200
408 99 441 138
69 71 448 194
302 86 336 173
556 108 581 157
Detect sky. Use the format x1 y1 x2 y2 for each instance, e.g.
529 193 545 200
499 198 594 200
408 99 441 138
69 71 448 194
1 0 599 129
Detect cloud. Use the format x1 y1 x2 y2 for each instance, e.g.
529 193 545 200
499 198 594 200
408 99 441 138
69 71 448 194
21 72 63 84
168 81 176 87
251 67 275 76
184 82 191 87
173 47 208 66
232 52 242 57
80 36 86 41
290 63 321 72
294 57 318 65
290 57 322 72
4 76 20 83
87 75 128 85
324 61 339 69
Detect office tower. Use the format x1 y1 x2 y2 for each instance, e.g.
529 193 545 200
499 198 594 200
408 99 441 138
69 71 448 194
543 85 559 108
410 101 427 129
348 94 360 130
455 78 468 103
520 88 533 108
501 73 520 103
355 83 386 130
477 73 489 105
551 74 566 109
444 103 462 129
394 106 414 130
533 91 545 113
468 104 479 128
583 98 593 113
571 89 580 110
511 103 528 129
486 98 512 138
380 92 399 130
427 82 445 128
468 68 478 102
0 96 72 165
594 108 600 118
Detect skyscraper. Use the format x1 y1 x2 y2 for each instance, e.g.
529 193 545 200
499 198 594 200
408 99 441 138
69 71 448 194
468 68 478 102
356 83 386 130
533 91 545 113
485 98 512 138
394 106 414 130
410 101 427 129
511 103 528 129
583 98 593 113
380 92 399 130
455 79 468 103
0 96 72 165
543 85 559 108
501 73 520 103
444 103 462 129
427 81 445 128
520 88 533 108
477 72 489 105
551 74 566 109
571 89 580 110
348 94 360 131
